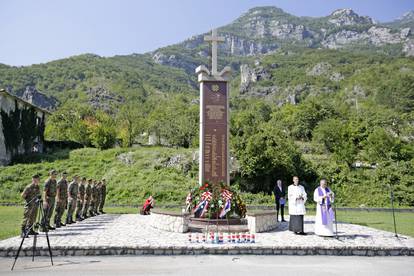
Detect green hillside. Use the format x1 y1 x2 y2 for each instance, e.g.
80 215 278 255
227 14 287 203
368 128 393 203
0 53 196 105
0 147 198 205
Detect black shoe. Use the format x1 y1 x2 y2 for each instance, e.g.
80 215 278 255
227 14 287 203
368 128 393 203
100 211 105 214
297 232 307 235
282 219 287 222
47 225 56 230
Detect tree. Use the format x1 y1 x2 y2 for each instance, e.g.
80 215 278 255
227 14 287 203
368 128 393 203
277 97 335 141
117 103 145 147
363 128 399 162
146 95 199 148
233 120 314 193
44 102 93 146
312 118 346 153
90 112 117 149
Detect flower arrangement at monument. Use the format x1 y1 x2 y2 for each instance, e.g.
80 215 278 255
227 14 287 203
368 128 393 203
186 181 246 219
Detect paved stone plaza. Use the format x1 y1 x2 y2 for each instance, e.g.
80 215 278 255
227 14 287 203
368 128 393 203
0 214 413 256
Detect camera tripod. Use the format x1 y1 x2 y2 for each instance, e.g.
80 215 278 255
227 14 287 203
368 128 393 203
11 198 53 270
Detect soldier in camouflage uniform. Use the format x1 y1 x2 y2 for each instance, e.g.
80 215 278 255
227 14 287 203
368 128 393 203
42 170 57 231
89 180 98 216
82 179 92 218
54 172 68 228
75 177 86 221
21 174 41 237
95 181 102 214
95 181 103 214
66 175 79 224
98 179 107 214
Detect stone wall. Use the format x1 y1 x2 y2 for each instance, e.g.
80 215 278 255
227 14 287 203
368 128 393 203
246 211 278 233
148 210 189 233
148 210 278 234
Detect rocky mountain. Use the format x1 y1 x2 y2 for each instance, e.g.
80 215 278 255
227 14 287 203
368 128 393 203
19 86 58 111
385 11 414 30
150 7 414 74
86 85 125 113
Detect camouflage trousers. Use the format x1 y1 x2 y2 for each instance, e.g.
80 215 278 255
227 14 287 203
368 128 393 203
94 199 99 213
54 200 66 225
88 200 96 215
82 199 90 217
21 203 38 229
75 199 84 218
99 193 106 212
43 197 55 227
66 198 77 222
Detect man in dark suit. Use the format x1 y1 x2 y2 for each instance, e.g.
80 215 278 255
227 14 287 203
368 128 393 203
273 179 286 222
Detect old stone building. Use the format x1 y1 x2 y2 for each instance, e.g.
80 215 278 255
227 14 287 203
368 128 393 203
0 88 51 166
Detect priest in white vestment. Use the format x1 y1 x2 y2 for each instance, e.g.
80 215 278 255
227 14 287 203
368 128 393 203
313 178 335 237
288 176 307 235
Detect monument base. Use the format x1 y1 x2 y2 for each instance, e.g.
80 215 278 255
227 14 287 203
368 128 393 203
188 217 248 233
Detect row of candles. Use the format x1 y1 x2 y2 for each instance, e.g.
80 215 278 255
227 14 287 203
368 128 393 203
188 232 256 244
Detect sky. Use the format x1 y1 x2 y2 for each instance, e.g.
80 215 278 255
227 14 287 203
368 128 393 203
0 0 413 66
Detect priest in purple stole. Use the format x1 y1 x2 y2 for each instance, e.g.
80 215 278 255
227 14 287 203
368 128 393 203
313 178 335 237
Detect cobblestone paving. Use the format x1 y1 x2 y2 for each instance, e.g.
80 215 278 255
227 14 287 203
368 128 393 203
1 214 413 256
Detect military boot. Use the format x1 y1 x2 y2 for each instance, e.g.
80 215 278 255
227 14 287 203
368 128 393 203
47 225 56 230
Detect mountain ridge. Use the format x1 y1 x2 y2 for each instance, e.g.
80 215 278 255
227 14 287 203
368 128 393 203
148 6 414 75
1 6 413 110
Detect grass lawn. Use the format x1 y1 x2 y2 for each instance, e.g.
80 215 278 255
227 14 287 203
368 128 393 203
0 206 413 240
336 210 414 237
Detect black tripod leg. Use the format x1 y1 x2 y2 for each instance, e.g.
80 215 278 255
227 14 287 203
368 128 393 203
32 231 37 262
44 230 54 266
39 205 54 266
11 229 29 270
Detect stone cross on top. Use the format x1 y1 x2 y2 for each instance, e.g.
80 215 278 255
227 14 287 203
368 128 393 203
204 29 225 76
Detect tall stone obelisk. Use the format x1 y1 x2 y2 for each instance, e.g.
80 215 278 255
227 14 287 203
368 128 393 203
196 29 231 186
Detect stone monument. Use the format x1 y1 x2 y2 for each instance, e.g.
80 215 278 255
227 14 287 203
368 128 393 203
196 29 231 186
